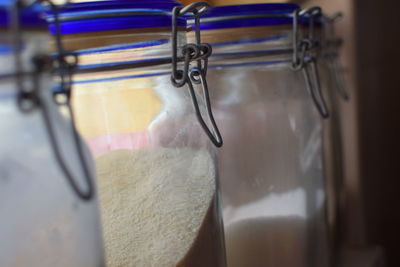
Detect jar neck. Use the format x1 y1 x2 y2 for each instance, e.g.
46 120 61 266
65 28 187 85
59 28 186 70
56 27 186 51
188 25 293 66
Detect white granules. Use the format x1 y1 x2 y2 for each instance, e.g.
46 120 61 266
95 147 216 267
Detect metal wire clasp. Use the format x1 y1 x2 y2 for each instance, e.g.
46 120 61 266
171 2 223 147
41 0 95 201
10 0 42 112
292 7 330 119
322 13 350 100
10 0 94 201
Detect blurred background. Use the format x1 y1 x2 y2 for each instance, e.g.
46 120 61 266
182 0 400 266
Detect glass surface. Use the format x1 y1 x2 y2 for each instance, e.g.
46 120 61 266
204 26 331 267
68 28 226 267
319 54 346 261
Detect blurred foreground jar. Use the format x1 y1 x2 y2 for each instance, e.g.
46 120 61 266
189 4 331 267
47 1 226 266
0 1 103 266
318 13 349 261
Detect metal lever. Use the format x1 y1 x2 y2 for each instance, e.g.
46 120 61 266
32 55 95 201
292 7 330 119
171 2 223 147
41 0 94 201
12 0 95 201
188 68 223 147
303 56 330 118
323 13 350 100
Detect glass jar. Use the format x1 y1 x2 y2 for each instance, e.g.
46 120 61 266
318 14 348 261
0 2 104 266
47 1 226 266
191 4 330 267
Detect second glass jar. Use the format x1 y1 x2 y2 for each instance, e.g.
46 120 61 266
47 1 227 266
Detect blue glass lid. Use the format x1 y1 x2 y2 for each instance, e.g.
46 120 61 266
46 0 185 35
190 3 300 30
0 0 47 29
54 0 181 14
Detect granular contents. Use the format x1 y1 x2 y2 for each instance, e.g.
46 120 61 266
95 147 216 267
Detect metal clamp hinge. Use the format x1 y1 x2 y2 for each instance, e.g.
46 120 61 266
11 0 95 201
171 2 223 147
292 7 330 119
322 12 350 100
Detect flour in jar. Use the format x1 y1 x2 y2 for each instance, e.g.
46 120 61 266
95 147 216 267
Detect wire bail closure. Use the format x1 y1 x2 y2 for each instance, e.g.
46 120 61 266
10 0 94 201
292 7 330 119
322 12 350 100
171 2 223 147
42 0 95 201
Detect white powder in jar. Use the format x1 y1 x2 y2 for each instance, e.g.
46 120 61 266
95 147 216 267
